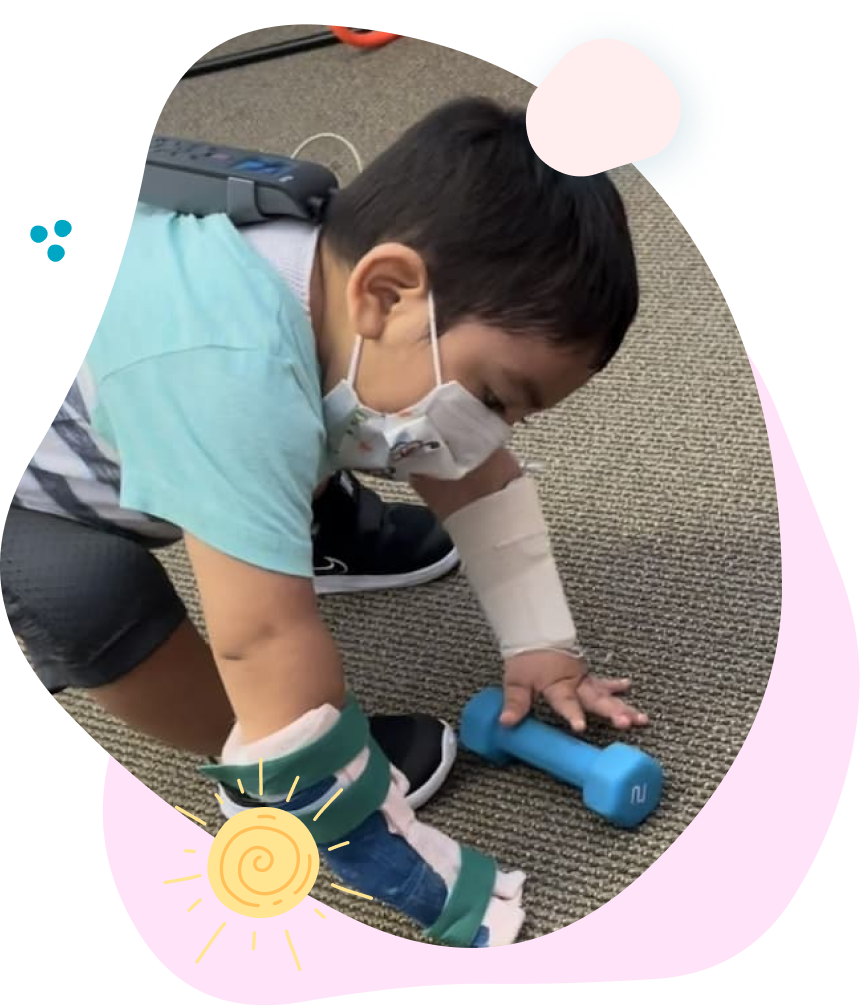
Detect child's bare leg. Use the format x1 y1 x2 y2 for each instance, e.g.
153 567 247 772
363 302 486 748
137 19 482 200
1 509 233 756
89 619 233 756
2 505 452 810
188 536 527 948
5 507 525 945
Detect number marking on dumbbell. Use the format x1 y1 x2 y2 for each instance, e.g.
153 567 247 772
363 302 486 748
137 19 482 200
630 784 649 805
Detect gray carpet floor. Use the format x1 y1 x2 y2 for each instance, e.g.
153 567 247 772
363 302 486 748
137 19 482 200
54 27 780 944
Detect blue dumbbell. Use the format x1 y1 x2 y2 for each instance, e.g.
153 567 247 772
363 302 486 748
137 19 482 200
459 687 663 828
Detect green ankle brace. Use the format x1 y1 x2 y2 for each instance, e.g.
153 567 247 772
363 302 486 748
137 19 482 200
291 736 392 845
200 695 496 943
423 845 498 948
199 693 369 799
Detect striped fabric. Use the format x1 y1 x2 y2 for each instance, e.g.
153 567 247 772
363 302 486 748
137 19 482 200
12 216 319 544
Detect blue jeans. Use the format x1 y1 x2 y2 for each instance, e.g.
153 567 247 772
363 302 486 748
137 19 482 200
291 777 489 947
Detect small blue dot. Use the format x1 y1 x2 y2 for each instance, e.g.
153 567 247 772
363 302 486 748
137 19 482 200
54 220 72 238
47 244 65 262
31 225 48 243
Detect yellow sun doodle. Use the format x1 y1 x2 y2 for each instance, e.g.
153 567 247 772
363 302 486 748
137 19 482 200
207 807 320 919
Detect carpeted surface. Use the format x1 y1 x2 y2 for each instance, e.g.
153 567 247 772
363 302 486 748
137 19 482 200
54 28 780 944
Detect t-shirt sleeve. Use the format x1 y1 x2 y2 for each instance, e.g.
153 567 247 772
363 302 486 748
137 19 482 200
94 347 324 577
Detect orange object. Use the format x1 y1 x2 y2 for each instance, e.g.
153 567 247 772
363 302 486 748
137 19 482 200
328 27 401 48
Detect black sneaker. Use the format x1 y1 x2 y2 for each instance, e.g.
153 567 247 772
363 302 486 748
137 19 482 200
311 471 460 595
216 712 458 818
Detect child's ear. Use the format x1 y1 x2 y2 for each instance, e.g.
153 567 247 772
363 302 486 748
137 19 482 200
347 244 428 339
346 279 386 341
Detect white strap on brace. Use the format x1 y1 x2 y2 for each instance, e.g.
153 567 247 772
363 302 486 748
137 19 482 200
443 475 582 662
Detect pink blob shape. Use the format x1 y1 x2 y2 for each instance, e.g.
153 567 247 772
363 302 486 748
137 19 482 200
104 361 857 1001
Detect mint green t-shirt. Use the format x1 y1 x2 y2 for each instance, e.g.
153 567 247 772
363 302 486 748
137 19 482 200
80 205 329 577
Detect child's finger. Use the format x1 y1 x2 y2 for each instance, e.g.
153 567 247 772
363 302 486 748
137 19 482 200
499 681 532 726
603 677 633 694
544 680 588 733
580 676 632 695
611 702 649 728
581 690 648 730
581 690 625 721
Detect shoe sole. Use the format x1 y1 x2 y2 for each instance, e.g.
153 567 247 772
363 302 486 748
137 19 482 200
313 547 460 595
217 721 459 821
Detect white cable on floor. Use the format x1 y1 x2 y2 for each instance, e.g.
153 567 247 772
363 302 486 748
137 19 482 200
291 132 364 179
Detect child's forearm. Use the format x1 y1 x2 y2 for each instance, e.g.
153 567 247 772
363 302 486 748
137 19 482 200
420 466 580 664
410 447 521 521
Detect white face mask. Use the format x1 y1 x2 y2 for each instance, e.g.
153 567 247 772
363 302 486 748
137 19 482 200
322 293 512 481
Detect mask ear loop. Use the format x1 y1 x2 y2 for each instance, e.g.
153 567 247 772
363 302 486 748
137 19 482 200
346 336 363 388
349 291 442 391
427 291 443 385
298 135 444 449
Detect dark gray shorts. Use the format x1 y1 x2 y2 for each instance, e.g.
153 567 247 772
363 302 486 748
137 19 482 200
1 506 187 693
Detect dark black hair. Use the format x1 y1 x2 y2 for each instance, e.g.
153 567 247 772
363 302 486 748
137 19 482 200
322 96 639 371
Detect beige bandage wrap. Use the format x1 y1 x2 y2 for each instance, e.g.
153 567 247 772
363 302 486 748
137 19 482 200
443 475 581 661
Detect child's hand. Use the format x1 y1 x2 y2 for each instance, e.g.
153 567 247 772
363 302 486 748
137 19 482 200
500 650 649 734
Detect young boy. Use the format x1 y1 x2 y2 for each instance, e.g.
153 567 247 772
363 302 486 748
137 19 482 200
1 97 646 946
